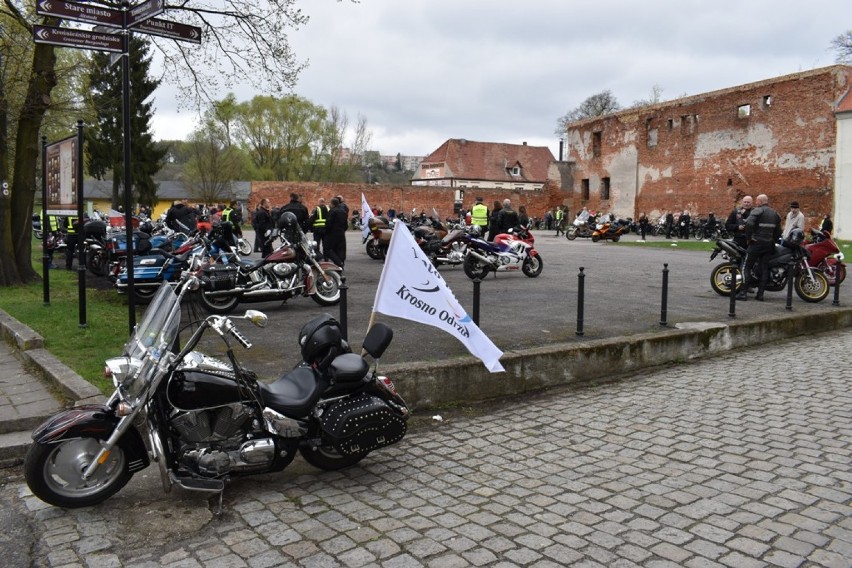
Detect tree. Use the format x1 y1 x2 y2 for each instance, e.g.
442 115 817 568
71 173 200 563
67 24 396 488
629 84 664 109
832 30 852 63
0 0 322 286
555 90 621 134
86 35 166 210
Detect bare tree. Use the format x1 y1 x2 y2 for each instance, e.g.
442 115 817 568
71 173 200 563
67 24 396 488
831 30 852 63
629 84 664 109
1 0 344 286
555 90 621 134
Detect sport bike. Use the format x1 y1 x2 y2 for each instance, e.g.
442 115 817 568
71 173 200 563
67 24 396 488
805 228 846 286
24 276 409 509
196 211 342 314
463 226 543 279
708 229 829 302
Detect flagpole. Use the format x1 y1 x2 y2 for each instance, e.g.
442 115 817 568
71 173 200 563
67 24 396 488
362 310 379 357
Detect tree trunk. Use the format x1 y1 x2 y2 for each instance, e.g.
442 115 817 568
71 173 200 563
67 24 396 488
3 43 58 286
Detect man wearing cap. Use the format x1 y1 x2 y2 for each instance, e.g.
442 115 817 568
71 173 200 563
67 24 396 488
471 197 489 232
782 201 805 240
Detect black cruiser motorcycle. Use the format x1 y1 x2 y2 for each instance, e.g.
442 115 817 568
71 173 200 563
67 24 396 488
24 276 408 509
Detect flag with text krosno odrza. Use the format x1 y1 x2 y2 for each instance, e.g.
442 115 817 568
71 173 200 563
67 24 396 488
372 222 505 373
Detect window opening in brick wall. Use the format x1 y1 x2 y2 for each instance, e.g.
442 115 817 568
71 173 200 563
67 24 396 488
737 104 751 118
667 118 674 130
592 132 602 157
762 95 772 109
582 179 590 200
601 177 611 200
647 128 658 148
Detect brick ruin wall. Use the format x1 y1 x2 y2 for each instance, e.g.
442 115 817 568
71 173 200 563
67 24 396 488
565 67 851 226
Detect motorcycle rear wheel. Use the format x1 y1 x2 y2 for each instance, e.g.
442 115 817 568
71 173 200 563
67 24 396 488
131 285 158 305
463 254 490 280
87 250 108 277
311 270 343 306
522 254 543 277
24 437 133 508
366 241 384 260
566 227 578 240
299 444 368 471
198 290 240 315
710 262 740 296
795 270 830 303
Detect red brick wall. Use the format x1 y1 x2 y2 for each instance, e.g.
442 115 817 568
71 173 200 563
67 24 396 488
250 180 571 221
565 66 850 225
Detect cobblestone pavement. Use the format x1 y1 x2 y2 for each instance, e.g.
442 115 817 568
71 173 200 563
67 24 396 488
2 328 850 567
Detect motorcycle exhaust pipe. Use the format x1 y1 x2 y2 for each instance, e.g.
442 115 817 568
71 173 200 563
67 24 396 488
467 249 497 268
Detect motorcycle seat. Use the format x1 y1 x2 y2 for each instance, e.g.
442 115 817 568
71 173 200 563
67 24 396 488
258 366 328 418
240 258 266 272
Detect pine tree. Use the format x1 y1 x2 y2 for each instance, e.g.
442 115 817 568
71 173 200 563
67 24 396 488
85 35 166 210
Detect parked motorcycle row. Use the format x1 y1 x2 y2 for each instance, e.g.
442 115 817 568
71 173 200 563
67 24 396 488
708 228 845 303
364 214 543 279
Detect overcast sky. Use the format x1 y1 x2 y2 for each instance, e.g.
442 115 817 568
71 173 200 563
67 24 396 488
150 0 848 159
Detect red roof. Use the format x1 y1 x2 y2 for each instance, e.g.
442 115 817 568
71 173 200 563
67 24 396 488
419 139 555 183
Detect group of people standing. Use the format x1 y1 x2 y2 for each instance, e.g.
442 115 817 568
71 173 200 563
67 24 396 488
250 193 349 268
469 197 530 241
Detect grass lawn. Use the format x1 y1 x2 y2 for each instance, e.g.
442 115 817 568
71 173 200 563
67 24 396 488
0 243 135 393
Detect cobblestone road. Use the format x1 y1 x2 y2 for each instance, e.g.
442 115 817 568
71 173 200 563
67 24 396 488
2 329 851 567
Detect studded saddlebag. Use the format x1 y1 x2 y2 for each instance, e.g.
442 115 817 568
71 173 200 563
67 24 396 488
321 394 407 456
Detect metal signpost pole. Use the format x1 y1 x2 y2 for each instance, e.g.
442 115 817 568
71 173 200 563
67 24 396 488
76 121 87 327
122 2 136 333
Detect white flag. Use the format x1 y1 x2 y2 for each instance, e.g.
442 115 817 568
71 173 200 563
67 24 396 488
360 193 375 240
373 222 505 373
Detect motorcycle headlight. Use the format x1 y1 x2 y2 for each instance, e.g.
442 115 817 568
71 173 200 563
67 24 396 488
105 356 146 401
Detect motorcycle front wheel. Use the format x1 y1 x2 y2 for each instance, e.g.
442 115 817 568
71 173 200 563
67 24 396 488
24 437 133 508
591 234 601 242
463 254 490 280
566 227 578 240
795 270 830 303
710 262 740 296
198 290 240 314
311 270 343 306
238 239 252 256
522 254 543 277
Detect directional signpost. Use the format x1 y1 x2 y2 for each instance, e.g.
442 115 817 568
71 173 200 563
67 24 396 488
33 0 202 332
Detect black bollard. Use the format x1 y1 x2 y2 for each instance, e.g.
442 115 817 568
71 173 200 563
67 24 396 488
785 263 795 311
576 267 585 336
472 277 481 326
339 276 348 341
660 263 669 326
728 268 737 318
832 263 841 306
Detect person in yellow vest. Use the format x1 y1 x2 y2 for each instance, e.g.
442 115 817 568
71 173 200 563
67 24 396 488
470 196 489 234
63 215 82 270
554 205 565 236
40 210 60 268
309 197 329 257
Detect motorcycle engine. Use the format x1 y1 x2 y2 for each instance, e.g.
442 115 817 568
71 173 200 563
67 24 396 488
767 266 785 287
268 263 298 279
171 403 277 476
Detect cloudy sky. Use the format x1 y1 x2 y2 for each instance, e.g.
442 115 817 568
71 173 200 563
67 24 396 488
150 0 848 159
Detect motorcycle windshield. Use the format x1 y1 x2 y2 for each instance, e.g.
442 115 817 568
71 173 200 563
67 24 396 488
124 283 180 360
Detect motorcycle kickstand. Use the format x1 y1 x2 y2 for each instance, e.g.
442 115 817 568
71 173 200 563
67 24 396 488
212 489 225 516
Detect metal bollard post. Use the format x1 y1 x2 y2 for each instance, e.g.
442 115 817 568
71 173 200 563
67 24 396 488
832 262 841 306
472 277 481 326
660 263 669 326
339 276 348 341
728 268 737 318
576 267 585 336
785 263 795 311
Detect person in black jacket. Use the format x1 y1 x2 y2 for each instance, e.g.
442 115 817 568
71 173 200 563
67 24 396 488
254 199 275 257
279 193 309 232
496 199 520 234
165 199 198 234
737 194 781 302
486 200 502 241
725 195 753 248
324 197 348 268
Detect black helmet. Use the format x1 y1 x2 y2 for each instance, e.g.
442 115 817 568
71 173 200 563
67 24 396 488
299 313 342 370
277 211 301 242
785 228 805 246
